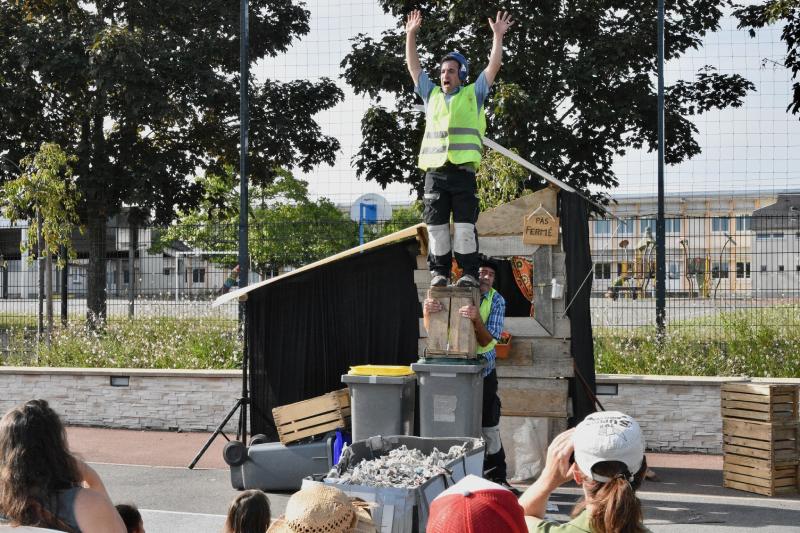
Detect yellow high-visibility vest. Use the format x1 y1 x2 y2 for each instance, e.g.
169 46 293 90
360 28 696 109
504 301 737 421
477 288 498 354
418 84 486 170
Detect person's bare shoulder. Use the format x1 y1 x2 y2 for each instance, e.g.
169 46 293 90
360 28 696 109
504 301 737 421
73 488 127 533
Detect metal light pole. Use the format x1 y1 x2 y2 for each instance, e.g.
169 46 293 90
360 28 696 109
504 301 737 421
655 0 666 336
237 0 251 445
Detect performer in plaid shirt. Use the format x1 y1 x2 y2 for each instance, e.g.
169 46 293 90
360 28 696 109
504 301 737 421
422 257 516 493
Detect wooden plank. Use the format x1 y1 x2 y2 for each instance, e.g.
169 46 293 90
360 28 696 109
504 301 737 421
499 379 569 417
449 290 478 356
504 317 553 338
722 382 798 397
723 418 799 441
496 339 533 366
478 236 540 257
724 453 798 470
424 289 451 353
722 399 773 412
723 441 799 461
722 408 774 422
724 462 797 482
723 477 796 497
278 417 352 444
416 255 428 270
533 244 554 335
723 469 797 489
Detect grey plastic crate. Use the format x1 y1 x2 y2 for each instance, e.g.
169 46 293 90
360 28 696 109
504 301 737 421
229 436 333 491
321 435 484 533
341 372 417 441
411 361 487 438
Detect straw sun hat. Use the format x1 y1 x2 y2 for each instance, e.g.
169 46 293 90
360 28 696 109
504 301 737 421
267 483 377 533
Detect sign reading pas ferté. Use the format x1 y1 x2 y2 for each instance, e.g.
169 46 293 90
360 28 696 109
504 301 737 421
522 206 559 245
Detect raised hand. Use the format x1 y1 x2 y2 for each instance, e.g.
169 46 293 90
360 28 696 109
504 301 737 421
406 9 422 34
488 10 514 37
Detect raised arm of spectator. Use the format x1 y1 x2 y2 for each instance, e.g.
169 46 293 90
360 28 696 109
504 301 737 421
483 11 514 86
405 9 423 86
519 428 575 520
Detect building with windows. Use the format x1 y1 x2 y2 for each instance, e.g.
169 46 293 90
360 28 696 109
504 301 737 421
588 190 798 297
751 194 800 297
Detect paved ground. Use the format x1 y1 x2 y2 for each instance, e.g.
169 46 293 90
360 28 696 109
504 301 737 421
63 426 800 533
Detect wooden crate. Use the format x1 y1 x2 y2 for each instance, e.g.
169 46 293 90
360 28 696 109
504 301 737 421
722 417 799 496
272 388 350 445
721 382 799 422
723 455 798 497
424 286 480 359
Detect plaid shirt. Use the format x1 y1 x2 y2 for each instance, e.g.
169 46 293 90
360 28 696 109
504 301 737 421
481 288 506 377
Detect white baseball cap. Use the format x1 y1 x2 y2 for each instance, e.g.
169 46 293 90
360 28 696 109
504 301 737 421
572 411 645 482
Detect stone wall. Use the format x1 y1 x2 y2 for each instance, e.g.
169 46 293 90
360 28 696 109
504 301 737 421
0 367 242 432
1 367 797 457
595 375 800 454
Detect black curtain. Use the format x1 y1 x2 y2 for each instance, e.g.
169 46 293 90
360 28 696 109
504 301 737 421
247 242 421 439
492 259 533 317
560 192 597 426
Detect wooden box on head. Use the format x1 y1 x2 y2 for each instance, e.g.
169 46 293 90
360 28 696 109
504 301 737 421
425 286 480 359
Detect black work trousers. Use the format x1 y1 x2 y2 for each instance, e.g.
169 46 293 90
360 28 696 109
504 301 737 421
422 165 480 279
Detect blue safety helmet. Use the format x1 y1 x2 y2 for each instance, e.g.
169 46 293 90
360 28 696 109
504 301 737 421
441 51 469 81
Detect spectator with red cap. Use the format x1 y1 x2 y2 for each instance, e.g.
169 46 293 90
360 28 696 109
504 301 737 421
426 475 527 533
519 411 652 532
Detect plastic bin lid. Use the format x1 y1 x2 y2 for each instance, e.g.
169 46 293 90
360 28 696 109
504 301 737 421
348 365 415 377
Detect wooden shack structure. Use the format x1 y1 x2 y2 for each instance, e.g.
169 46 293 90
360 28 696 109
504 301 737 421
214 188 596 480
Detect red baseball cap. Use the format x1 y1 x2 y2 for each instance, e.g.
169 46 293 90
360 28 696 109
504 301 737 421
426 475 527 533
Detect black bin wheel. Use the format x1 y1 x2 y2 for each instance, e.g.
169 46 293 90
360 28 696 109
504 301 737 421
249 434 268 446
223 440 247 466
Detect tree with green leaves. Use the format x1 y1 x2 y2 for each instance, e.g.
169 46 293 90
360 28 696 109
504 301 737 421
161 168 358 277
0 1 343 323
475 150 531 211
1 142 81 336
735 1 800 116
342 1 755 199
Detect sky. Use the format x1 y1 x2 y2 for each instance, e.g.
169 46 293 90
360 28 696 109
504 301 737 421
254 1 800 211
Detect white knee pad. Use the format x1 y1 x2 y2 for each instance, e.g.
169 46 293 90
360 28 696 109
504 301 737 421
453 222 477 255
482 424 502 455
427 223 451 257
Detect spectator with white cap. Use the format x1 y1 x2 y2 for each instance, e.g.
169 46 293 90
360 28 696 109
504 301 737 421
519 411 652 532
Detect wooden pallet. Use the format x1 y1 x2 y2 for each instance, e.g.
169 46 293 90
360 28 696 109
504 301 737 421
723 454 798 496
424 287 480 359
272 388 350 445
721 383 799 422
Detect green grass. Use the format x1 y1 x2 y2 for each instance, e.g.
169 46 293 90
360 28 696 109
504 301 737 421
1 317 241 369
595 306 800 377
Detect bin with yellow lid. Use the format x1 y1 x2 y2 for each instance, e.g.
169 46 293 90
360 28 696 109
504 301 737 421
341 365 417 441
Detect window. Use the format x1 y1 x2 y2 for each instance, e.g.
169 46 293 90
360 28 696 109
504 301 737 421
761 265 767 272
778 265 785 272
665 218 681 233
736 262 751 279
123 269 129 284
712 261 729 279
668 262 680 279
616 262 632 277
712 217 729 232
640 219 655 233
594 220 611 235
192 267 206 283
163 268 170 276
772 233 784 239
756 233 769 240
736 216 751 232
616 219 634 235
594 263 611 280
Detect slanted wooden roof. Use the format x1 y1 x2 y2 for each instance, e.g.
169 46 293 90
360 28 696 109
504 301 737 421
212 223 427 307
476 187 558 237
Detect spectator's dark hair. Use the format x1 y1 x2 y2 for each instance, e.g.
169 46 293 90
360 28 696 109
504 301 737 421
224 489 271 533
0 399 81 532
572 457 648 533
116 503 143 533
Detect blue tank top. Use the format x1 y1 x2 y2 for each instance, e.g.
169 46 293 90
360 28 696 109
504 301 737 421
43 487 82 533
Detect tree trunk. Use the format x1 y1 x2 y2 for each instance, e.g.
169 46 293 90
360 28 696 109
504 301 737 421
86 213 107 328
60 245 68 326
45 248 53 342
128 220 137 318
